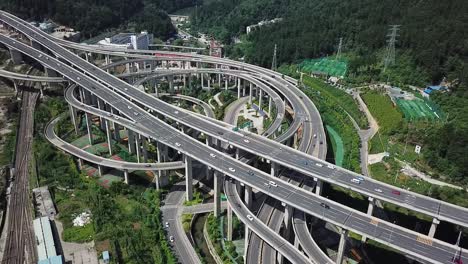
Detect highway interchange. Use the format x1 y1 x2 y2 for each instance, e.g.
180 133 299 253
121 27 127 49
0 10 467 264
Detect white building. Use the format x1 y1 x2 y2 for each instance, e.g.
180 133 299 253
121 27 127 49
98 32 153 50
246 18 283 34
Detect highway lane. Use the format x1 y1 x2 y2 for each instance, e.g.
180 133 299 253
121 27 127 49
224 180 311 264
1 15 466 260
0 69 64 82
128 68 287 138
45 111 185 171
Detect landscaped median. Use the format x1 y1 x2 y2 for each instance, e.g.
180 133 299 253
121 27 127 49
302 76 362 173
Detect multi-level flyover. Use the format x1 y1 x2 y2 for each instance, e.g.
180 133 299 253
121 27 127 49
0 10 467 264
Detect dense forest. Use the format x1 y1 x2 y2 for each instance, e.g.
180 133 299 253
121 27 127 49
0 0 197 38
192 0 468 84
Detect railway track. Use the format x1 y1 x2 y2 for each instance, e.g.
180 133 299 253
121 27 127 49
2 85 38 264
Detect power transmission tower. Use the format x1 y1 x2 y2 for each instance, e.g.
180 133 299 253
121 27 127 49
383 25 400 72
335 37 343 60
271 44 277 71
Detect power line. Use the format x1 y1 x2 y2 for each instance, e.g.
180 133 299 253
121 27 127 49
383 25 400 72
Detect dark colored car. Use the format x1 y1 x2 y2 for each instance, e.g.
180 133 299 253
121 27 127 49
392 190 401 195
320 203 330 209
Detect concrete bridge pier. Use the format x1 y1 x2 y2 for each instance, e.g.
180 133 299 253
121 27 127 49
268 96 272 116
314 177 323 195
105 119 113 156
168 76 174 93
227 203 233 241
336 229 348 264
185 155 193 201
242 80 246 96
244 185 253 209
249 83 253 104
69 105 79 134
214 171 223 217
270 161 279 177
128 130 136 154
237 78 241 98
124 169 129 184
135 134 142 163
361 197 376 242
85 113 94 145
98 165 104 177
9 48 23 65
142 136 149 163
97 99 106 130
259 89 263 110
428 218 440 238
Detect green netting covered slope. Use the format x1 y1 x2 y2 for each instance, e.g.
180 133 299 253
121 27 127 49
299 58 348 77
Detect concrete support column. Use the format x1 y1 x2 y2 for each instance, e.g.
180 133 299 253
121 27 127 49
270 161 279 177
169 76 174 93
9 49 23 65
242 81 246 96
336 229 348 264
85 113 94 145
142 137 149 163
227 204 233 241
154 171 161 190
105 120 113 156
244 185 253 209
69 105 79 134
314 178 323 195
284 205 293 230
185 155 193 201
214 171 222 217
123 169 129 184
135 135 142 163
361 197 375 242
112 116 120 142
97 165 104 177
201 73 204 88
237 78 241 98
428 218 440 238
249 83 253 104
225 79 228 90
97 99 106 130
128 130 136 154
268 96 272 116
259 89 263 110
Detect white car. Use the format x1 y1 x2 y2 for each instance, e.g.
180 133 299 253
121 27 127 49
128 105 132 109
106 113 112 117
169 236 174 242
374 188 383 193
175 142 181 147
115 116 119 120
134 112 139 116
244 139 250 143
269 181 278 187
315 163 323 167
124 87 128 91
165 222 170 228
246 215 254 221
229 167 236 172
327 164 335 169
313 134 317 138
210 153 216 158
351 178 361 184
174 110 179 114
